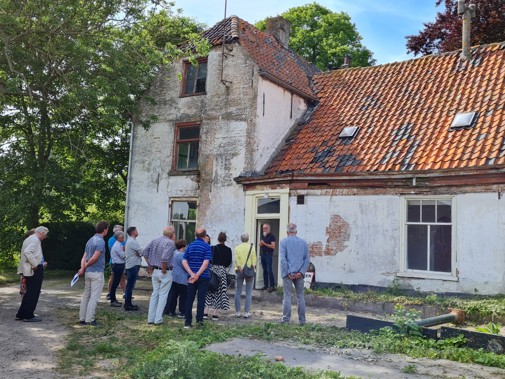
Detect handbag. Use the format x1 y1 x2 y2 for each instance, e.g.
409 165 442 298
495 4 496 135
208 269 220 292
242 243 255 279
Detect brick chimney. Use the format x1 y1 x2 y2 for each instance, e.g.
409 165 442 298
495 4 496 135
265 16 291 48
458 0 476 61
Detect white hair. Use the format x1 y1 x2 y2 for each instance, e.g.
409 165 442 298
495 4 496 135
240 232 249 242
35 226 49 236
112 225 123 233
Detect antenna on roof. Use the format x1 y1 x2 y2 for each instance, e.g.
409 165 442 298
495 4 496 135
221 0 233 87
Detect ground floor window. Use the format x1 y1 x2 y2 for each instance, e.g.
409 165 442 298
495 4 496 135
405 198 452 273
171 200 197 243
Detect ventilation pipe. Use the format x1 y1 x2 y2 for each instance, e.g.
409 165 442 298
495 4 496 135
458 0 476 61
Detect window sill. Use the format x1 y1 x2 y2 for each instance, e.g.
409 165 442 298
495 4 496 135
169 170 198 176
180 92 206 98
397 271 458 282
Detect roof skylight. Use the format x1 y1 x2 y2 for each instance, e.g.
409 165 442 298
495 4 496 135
450 111 477 129
339 126 359 138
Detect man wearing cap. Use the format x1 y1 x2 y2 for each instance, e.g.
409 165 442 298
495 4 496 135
143 226 176 325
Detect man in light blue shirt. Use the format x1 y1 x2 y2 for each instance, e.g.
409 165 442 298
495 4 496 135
280 223 310 325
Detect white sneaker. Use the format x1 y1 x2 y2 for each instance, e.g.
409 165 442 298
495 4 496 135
235 312 241 318
243 312 251 318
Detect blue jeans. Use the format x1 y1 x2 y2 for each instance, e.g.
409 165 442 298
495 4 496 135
110 263 125 303
185 277 209 325
125 265 140 307
235 271 254 313
282 276 306 324
261 253 275 288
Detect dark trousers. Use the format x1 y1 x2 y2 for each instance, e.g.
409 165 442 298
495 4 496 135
16 264 43 320
165 282 188 315
124 265 140 307
185 277 209 325
261 253 275 288
110 263 125 302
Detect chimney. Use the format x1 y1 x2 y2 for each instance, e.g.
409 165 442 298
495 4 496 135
458 0 476 61
265 16 291 48
341 54 351 68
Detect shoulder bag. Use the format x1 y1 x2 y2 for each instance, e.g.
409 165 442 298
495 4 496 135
242 243 255 279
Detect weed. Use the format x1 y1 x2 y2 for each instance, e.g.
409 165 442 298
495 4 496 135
476 322 502 335
391 304 422 337
402 364 417 374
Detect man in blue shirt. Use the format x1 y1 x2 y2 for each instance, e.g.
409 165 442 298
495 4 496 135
280 223 310 326
78 221 109 326
182 227 212 328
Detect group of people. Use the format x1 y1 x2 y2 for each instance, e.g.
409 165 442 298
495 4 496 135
16 220 311 327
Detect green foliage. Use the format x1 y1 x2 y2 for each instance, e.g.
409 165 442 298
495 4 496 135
402 364 417 374
476 322 502 335
0 0 210 264
257 2 375 70
391 304 423 337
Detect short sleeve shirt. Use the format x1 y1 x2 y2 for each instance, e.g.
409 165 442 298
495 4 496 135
84 234 106 273
260 233 276 254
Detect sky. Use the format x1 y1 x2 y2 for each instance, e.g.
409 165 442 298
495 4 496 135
173 0 443 65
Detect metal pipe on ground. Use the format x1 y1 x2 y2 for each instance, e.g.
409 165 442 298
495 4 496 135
414 309 465 328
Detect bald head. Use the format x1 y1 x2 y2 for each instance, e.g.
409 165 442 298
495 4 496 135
195 227 207 239
163 226 175 238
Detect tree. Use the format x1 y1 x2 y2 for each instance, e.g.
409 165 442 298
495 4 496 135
257 2 375 70
0 0 209 264
406 0 505 56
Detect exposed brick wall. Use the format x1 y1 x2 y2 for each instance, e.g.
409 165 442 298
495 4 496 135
309 214 350 257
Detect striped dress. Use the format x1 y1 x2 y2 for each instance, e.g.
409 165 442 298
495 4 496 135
205 244 232 310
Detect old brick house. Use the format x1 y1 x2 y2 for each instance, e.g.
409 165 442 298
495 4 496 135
127 16 505 294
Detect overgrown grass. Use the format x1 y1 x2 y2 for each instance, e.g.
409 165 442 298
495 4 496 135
57 305 505 378
306 285 505 322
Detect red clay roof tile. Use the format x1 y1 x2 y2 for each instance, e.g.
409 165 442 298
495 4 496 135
266 42 505 176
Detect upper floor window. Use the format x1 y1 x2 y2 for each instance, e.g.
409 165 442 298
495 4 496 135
404 198 453 274
175 122 200 171
182 58 207 96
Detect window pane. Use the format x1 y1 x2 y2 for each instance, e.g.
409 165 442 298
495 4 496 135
407 200 420 222
195 62 207 93
430 224 451 272
188 141 199 169
172 201 197 220
195 78 206 93
437 200 451 222
177 143 189 169
179 126 200 140
407 224 427 270
173 221 196 243
184 65 197 95
257 198 280 214
422 200 436 223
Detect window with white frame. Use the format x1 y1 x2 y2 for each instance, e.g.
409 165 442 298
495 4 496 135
405 199 452 273
171 200 197 243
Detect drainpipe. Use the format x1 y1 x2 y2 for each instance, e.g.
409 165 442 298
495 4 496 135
414 309 465 327
124 120 135 230
458 0 476 61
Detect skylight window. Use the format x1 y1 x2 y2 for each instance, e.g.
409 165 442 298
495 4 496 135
339 126 359 138
450 111 477 130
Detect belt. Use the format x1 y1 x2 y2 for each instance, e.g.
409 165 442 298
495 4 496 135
152 266 173 270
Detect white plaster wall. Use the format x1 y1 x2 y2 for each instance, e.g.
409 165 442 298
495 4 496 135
128 43 306 247
254 78 307 170
288 192 505 295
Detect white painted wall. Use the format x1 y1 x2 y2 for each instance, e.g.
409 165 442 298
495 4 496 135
254 78 307 170
288 192 505 295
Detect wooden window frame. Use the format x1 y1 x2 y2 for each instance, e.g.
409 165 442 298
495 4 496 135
180 57 208 97
173 121 201 172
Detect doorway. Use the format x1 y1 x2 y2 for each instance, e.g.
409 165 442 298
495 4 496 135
255 219 280 289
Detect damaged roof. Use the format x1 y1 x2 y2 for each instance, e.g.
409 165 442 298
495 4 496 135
200 16 320 100
265 42 505 176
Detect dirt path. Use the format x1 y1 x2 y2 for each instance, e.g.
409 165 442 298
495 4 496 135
1 278 505 378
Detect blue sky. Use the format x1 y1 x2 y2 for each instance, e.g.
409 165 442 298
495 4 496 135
174 0 442 65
